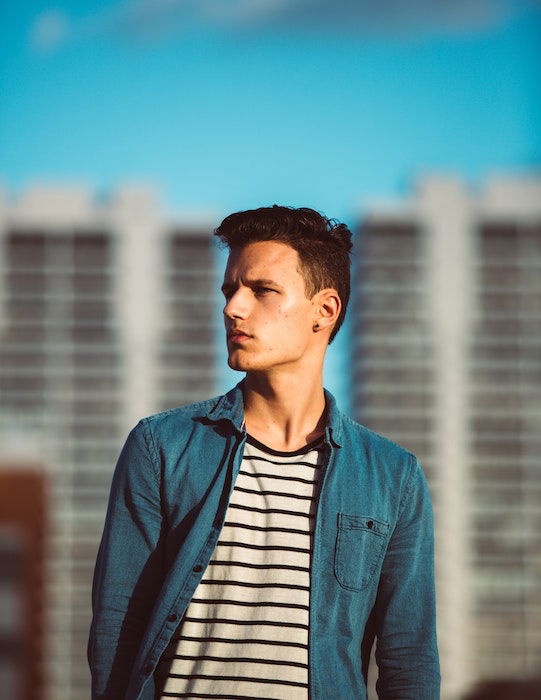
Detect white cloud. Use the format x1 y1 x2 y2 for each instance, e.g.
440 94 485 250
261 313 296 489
29 9 70 52
28 0 540 52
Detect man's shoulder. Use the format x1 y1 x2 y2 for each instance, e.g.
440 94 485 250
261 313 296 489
133 389 417 471
338 410 416 464
138 391 224 430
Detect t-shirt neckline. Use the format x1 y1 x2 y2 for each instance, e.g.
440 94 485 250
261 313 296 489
245 432 325 457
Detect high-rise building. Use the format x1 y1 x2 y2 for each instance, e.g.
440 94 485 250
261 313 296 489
0 185 217 700
353 176 541 698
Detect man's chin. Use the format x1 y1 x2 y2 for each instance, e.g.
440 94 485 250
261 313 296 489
227 352 263 372
227 354 249 371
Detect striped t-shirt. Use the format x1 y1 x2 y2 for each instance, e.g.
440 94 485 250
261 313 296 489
155 431 325 699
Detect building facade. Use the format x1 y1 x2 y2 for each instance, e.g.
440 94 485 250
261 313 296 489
353 176 541 698
0 185 217 700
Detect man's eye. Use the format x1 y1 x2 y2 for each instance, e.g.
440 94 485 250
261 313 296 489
222 287 274 298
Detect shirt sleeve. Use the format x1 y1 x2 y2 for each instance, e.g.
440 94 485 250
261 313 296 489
87 419 165 699
374 455 441 699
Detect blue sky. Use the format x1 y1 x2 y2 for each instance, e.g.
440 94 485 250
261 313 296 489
2 0 540 406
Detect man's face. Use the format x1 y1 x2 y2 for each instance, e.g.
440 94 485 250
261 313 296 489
222 240 317 373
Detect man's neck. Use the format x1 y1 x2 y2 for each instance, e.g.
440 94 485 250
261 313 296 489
241 371 327 453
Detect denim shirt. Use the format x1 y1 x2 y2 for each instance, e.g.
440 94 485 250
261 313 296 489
88 379 440 699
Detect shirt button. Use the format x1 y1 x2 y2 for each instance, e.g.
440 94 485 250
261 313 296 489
367 520 374 529
167 613 177 622
193 565 203 573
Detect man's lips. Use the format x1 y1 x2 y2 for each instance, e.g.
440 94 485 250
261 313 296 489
228 331 252 342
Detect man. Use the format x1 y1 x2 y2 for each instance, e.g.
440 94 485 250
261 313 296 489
88 205 440 699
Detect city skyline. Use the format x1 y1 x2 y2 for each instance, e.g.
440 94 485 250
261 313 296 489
1 175 540 698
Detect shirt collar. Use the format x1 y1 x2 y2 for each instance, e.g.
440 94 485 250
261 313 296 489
202 377 343 448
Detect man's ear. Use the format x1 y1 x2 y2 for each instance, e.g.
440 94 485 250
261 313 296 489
313 288 341 333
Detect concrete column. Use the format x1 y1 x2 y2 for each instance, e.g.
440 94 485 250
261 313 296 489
419 177 475 699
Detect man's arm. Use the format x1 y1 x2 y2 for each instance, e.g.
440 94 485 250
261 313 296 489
375 455 441 699
88 419 165 699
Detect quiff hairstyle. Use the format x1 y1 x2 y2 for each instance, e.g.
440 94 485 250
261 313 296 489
214 205 352 344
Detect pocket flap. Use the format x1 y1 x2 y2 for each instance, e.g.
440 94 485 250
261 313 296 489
338 513 389 537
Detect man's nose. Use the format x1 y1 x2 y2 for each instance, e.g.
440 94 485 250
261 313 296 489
223 289 249 319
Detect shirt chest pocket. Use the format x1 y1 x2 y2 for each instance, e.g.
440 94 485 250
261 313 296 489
334 512 390 592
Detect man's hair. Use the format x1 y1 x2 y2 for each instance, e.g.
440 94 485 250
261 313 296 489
214 205 353 344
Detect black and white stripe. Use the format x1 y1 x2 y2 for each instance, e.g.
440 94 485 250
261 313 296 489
156 432 325 700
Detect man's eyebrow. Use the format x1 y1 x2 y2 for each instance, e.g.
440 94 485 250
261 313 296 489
221 278 282 292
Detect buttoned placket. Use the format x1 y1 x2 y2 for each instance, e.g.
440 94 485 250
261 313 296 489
141 423 247 691
308 427 339 700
